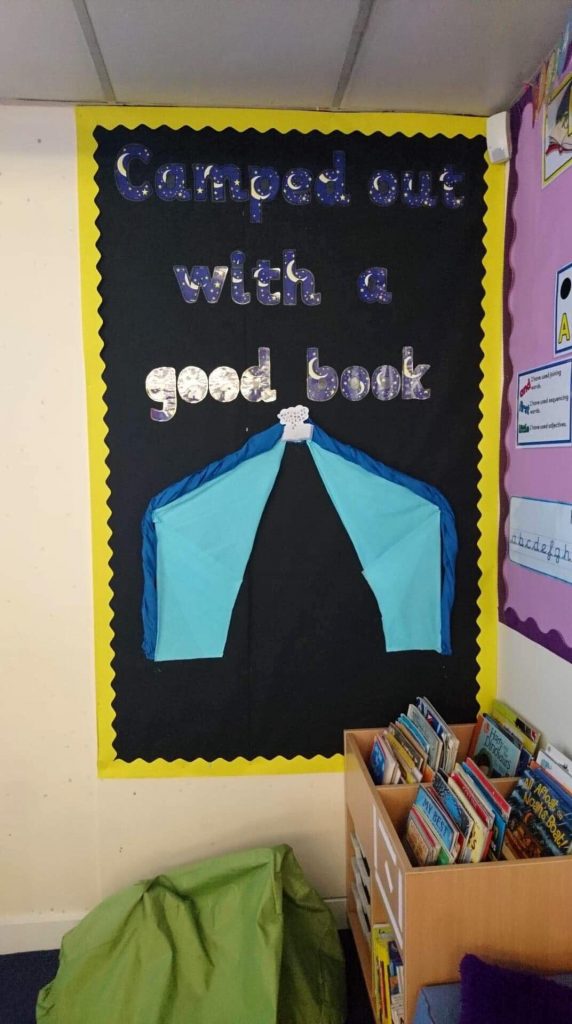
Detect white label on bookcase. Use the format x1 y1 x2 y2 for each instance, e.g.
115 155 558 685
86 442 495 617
373 806 404 948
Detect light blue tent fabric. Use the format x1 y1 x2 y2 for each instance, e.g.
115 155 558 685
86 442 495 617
142 423 457 661
307 440 441 652
153 443 285 661
141 424 283 659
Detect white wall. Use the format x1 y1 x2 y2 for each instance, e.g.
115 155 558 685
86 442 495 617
0 104 345 953
498 624 572 756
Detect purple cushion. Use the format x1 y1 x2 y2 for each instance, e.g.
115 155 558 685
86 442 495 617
459 954 572 1024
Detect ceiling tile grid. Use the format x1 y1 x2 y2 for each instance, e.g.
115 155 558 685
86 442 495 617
0 0 103 102
342 0 572 115
86 0 362 108
0 0 570 116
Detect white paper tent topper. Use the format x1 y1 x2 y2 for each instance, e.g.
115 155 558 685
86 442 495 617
278 405 314 441
141 410 457 661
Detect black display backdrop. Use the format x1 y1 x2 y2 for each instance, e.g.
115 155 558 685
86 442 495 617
94 125 486 764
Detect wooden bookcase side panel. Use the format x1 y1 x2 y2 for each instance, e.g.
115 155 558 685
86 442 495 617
344 731 378 865
403 855 572 1024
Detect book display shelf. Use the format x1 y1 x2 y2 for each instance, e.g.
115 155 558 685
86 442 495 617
345 724 572 1024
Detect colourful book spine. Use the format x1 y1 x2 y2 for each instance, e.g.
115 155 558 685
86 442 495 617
370 736 386 785
461 761 507 858
372 926 393 1024
433 770 472 837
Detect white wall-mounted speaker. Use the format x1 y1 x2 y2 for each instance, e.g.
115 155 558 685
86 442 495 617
486 111 511 164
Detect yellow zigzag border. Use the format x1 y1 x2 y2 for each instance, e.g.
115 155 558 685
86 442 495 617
75 107 504 779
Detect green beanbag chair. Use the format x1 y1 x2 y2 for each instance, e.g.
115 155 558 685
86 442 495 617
37 844 346 1024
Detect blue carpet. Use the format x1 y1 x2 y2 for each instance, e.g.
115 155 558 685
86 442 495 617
0 930 373 1024
0 949 59 1024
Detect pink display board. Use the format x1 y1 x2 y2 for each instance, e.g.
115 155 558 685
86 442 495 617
500 78 572 662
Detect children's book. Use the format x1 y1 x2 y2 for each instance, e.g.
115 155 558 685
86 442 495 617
370 731 401 785
432 769 474 862
413 786 461 858
463 758 511 817
537 749 572 795
448 772 492 862
491 699 541 757
415 696 459 772
396 713 430 761
403 805 441 865
504 763 572 859
470 714 530 778
461 759 510 858
389 722 426 773
370 735 387 785
407 703 444 770
406 803 455 865
372 924 393 1024
387 939 404 1024
384 729 422 785
546 744 572 777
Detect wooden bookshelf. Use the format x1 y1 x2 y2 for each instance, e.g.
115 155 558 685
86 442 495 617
345 725 572 1024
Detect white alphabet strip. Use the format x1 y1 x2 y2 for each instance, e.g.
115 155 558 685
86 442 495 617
516 359 572 447
509 497 572 585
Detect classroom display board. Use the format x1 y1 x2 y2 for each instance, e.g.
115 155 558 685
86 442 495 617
77 109 502 777
501 75 572 663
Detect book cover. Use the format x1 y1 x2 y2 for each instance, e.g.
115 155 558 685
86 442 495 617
505 765 572 858
464 758 511 817
415 696 459 772
388 940 404 1024
461 760 509 858
432 769 474 861
396 713 430 760
471 714 528 778
492 716 532 775
372 924 393 1024
537 749 572 795
414 785 460 855
403 806 440 865
407 703 443 770
380 734 401 785
546 744 572 777
384 729 421 784
448 774 492 862
491 699 541 756
370 735 387 785
389 722 425 772
412 803 456 864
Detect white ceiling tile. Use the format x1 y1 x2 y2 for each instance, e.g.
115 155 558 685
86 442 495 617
0 0 104 102
343 0 572 115
86 0 360 107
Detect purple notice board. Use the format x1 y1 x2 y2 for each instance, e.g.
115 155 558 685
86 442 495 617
500 85 572 662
